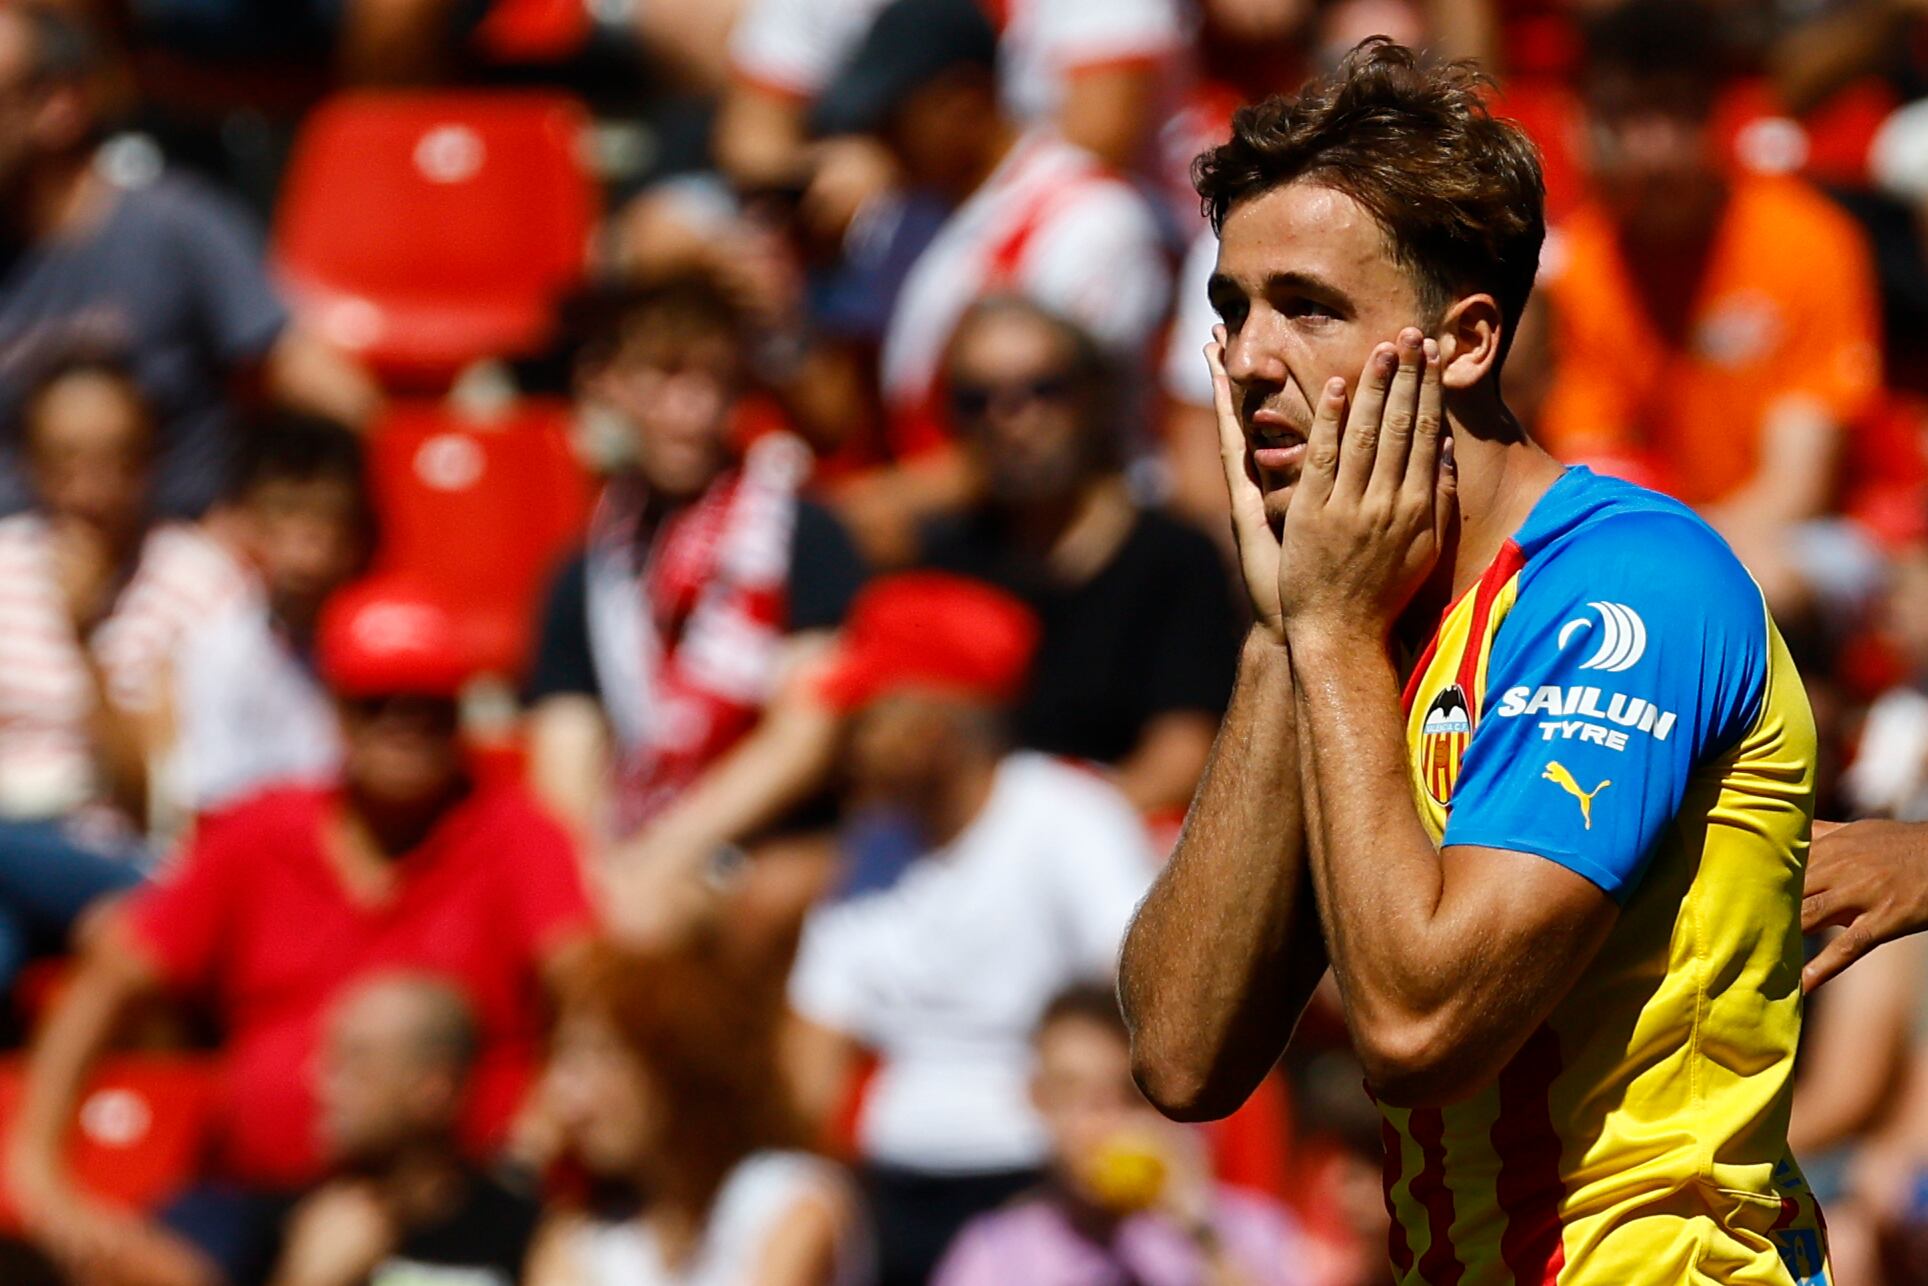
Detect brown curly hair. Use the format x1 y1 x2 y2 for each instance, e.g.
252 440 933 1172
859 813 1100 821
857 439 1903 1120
550 942 810 1215
1194 38 1545 365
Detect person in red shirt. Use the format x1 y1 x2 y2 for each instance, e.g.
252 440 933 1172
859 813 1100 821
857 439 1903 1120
5 575 593 1286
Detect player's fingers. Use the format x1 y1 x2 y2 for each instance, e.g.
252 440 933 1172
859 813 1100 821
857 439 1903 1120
1400 336 1445 498
1206 334 1271 535
1368 329 1426 497
1803 919 1878 992
1334 343 1396 499
1809 818 1845 842
1431 432 1457 541
1298 375 1347 509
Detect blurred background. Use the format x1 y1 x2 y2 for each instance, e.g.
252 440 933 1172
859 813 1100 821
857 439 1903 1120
0 0 1924 1281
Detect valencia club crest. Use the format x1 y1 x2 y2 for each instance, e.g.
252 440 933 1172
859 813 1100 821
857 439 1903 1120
1420 684 1472 805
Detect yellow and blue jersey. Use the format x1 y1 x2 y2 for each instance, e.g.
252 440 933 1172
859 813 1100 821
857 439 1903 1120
1393 466 1826 1285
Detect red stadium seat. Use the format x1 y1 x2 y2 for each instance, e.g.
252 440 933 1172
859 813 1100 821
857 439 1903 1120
0 1057 219 1228
365 399 595 679
274 92 596 387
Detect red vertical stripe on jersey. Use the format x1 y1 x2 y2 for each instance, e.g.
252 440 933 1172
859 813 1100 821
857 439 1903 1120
1380 1115 1416 1279
1409 1107 1464 1285
1401 539 1526 716
1493 1024 1568 1283
1456 540 1527 705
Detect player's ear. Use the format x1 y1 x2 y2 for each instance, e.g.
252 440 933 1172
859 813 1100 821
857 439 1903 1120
1435 293 1503 392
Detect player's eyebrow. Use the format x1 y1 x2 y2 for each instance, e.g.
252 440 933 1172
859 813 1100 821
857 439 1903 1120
1262 268 1353 310
1208 268 1355 315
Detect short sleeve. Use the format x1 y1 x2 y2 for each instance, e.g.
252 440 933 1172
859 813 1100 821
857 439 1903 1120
164 180 288 365
787 903 874 1039
502 803 593 957
525 551 598 703
729 0 846 97
1441 513 1769 902
124 808 251 992
787 501 868 633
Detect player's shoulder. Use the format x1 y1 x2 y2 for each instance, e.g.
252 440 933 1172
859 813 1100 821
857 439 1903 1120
1513 468 1759 622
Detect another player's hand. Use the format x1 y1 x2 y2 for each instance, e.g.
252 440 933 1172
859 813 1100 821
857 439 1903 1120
1205 327 1285 640
1276 328 1454 640
1802 818 1928 990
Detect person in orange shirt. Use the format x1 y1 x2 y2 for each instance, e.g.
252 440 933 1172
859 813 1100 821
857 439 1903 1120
1539 0 1884 611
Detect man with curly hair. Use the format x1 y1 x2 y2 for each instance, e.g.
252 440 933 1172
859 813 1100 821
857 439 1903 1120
1120 38 1830 1286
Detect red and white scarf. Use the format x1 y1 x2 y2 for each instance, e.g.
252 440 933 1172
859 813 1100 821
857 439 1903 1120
584 433 809 837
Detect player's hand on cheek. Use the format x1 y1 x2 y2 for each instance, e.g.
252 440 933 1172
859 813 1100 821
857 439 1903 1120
1276 327 1454 640
1207 325 1286 640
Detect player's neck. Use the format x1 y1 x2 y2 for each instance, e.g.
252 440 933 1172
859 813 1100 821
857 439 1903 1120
1441 397 1565 601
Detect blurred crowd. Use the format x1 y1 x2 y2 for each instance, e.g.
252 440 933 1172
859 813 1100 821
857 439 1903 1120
0 0 1926 1281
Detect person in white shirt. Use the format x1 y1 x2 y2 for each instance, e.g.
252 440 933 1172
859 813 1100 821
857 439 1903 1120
162 412 371 824
0 355 245 988
716 0 1183 243
784 571 1158 1285
810 0 1171 561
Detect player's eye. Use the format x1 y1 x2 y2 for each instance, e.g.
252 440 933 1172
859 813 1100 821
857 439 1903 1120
1286 297 1340 321
1210 296 1248 331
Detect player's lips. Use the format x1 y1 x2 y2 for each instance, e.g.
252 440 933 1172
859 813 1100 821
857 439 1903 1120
1249 411 1306 472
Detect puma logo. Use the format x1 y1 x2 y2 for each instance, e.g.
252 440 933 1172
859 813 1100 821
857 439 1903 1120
1542 761 1611 830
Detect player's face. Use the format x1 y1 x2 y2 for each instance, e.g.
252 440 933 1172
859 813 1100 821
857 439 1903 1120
1209 180 1431 529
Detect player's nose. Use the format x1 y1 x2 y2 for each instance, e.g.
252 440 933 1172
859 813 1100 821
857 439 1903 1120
1221 318 1289 389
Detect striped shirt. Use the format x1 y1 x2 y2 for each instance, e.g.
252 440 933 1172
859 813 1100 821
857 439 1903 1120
0 513 248 821
1390 467 1827 1284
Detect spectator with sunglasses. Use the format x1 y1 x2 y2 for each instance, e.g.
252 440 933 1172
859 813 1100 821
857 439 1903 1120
916 297 1240 817
7 576 593 1286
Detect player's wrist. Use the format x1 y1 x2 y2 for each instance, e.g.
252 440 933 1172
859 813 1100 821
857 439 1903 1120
1282 611 1375 652
1242 620 1289 653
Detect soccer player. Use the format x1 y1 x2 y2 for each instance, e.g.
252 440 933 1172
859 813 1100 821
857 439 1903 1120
1118 39 1830 1286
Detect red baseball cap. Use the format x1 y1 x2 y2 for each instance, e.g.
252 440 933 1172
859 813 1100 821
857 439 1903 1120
317 575 471 700
816 572 1040 713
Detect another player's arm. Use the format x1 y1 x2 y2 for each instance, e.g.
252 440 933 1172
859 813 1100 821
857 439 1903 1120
1120 338 1328 1123
1804 819 1928 988
1280 331 1618 1108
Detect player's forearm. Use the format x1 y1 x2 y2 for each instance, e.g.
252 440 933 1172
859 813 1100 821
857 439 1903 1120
1289 632 1462 1045
1121 631 1324 1121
